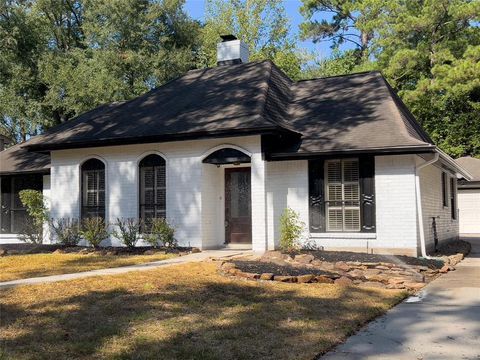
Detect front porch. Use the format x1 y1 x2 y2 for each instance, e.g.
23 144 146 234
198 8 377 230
200 145 268 252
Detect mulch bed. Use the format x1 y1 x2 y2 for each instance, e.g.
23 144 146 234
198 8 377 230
232 261 332 277
0 243 198 256
284 250 444 269
218 240 472 291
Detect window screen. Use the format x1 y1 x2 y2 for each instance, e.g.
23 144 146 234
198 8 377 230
0 174 43 234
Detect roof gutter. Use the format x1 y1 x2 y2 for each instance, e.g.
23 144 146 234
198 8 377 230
24 127 293 153
266 145 436 160
415 152 439 259
435 147 473 180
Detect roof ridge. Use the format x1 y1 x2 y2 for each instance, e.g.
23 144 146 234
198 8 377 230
295 70 381 83
258 60 275 125
258 61 300 134
379 75 433 144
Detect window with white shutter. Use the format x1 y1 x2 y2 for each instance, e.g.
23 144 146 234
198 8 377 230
139 154 166 224
81 159 106 219
325 159 361 232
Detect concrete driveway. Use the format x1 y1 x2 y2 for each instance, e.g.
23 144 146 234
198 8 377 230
321 236 480 360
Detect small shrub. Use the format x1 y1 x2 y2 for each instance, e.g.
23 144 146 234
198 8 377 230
18 218 44 244
51 218 82 246
113 218 141 249
302 236 321 251
142 218 177 249
18 190 49 244
279 207 305 252
80 217 109 248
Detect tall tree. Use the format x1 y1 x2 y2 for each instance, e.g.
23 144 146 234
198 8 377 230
0 0 47 141
300 0 383 62
378 0 480 157
201 0 304 80
300 0 480 157
0 0 201 142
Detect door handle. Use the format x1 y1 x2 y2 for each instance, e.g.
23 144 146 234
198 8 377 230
224 221 229 228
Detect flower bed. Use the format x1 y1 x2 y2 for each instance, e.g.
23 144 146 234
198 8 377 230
218 240 471 292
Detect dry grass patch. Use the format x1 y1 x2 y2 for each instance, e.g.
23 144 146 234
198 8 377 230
0 262 406 360
0 253 176 282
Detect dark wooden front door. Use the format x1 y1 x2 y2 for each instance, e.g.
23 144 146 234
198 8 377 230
225 168 251 244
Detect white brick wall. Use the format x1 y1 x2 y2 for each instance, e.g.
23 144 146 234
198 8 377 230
419 162 459 250
50 136 263 249
264 155 420 254
201 163 223 249
265 160 309 249
375 155 418 250
46 137 459 255
251 152 267 252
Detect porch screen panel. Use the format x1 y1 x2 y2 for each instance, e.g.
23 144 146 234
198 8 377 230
81 159 105 219
0 174 43 234
139 155 166 223
325 159 361 232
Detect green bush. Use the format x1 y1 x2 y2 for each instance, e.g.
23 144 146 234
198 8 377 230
113 218 141 249
142 218 177 249
50 218 82 246
80 217 109 248
18 190 49 244
279 207 305 252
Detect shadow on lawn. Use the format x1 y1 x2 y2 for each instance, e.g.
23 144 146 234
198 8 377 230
1 279 403 360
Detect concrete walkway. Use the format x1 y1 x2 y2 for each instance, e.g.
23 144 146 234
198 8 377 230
322 236 480 360
0 249 249 289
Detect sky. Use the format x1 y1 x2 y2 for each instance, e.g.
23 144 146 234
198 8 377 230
183 0 338 59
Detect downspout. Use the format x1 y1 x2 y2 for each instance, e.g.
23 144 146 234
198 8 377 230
415 152 439 258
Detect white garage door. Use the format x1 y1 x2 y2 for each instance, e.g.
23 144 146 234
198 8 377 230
458 189 480 234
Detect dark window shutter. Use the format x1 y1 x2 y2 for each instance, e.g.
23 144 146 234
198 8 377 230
309 160 325 232
359 156 376 232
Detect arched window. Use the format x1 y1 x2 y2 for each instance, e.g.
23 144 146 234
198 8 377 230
139 154 166 222
81 158 105 219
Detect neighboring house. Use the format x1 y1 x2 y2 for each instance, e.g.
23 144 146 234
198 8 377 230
0 36 471 255
455 156 480 235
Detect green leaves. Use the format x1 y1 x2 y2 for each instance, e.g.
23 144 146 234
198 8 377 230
201 0 303 79
18 189 49 244
279 207 305 253
300 0 480 157
1 0 201 141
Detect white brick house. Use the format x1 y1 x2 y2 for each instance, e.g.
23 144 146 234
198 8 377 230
0 37 471 256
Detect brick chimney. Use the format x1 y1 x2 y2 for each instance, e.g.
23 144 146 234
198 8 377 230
217 35 249 66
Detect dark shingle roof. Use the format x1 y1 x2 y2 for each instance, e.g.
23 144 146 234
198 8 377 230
456 157 480 181
25 61 295 151
0 142 50 175
21 60 433 157
274 71 433 157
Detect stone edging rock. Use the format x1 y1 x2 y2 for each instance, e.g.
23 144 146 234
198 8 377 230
217 244 470 292
218 260 430 291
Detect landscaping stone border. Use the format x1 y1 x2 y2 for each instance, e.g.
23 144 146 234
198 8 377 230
217 240 471 292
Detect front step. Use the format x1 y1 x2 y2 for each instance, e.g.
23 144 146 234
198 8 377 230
223 243 252 250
